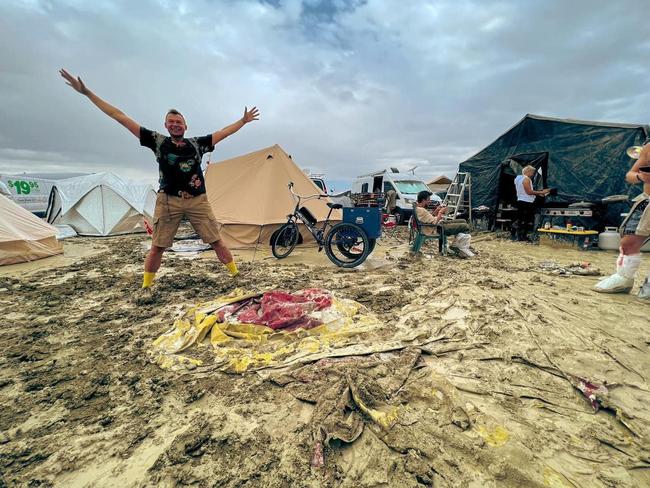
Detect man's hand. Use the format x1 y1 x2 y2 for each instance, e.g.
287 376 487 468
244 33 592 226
637 171 650 184
435 206 449 217
242 106 260 124
59 69 140 138
212 107 261 145
60 69 89 95
627 144 650 185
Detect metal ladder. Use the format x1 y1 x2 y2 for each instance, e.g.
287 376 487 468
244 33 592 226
443 172 472 221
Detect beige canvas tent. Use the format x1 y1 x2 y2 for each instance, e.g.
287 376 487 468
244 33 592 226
0 194 63 266
427 175 452 194
205 145 340 248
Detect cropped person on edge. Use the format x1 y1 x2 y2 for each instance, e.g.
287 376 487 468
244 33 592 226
594 144 650 300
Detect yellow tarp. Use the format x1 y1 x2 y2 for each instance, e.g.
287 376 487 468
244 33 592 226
149 289 384 373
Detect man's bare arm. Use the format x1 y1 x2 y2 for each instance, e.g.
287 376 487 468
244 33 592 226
416 207 438 225
60 69 140 139
211 106 260 146
626 144 650 185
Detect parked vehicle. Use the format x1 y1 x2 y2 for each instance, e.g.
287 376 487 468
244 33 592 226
272 182 378 268
1 173 88 216
0 175 56 216
302 168 328 194
351 168 440 224
310 176 327 194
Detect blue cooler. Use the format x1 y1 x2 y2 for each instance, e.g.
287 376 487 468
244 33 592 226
342 207 382 239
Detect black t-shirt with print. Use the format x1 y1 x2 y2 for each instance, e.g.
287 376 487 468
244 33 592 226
140 127 215 197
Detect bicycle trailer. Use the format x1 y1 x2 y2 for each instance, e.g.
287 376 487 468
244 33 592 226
342 207 382 239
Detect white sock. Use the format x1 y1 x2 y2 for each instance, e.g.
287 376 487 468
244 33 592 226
616 253 641 279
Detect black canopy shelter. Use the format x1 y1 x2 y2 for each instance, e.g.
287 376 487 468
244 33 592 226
459 114 649 226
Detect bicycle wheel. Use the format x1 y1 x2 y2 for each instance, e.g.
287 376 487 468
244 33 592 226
272 222 299 259
325 223 370 268
337 237 375 257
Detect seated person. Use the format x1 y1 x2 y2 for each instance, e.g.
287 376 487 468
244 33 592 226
415 190 448 232
415 191 473 257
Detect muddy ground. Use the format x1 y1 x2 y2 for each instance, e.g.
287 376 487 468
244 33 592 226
0 229 649 487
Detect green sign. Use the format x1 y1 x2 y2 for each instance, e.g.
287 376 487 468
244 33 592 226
8 180 39 195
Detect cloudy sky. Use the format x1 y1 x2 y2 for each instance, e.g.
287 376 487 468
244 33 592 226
1 0 649 191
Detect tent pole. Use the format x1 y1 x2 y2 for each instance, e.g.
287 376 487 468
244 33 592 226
251 224 263 263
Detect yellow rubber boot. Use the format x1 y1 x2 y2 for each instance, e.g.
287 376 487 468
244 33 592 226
142 272 156 288
225 261 239 277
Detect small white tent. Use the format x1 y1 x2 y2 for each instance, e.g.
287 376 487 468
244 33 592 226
0 194 63 265
45 173 156 236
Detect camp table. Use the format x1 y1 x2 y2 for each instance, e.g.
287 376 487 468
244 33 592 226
537 228 598 251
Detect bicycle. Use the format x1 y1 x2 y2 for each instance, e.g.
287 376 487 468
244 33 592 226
271 182 372 268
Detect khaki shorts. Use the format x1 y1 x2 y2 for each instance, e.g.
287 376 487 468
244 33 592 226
620 193 650 237
152 193 222 248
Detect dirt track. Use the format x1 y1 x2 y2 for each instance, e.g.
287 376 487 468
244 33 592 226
1 231 649 487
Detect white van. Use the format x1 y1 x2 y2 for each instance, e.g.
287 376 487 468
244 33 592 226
351 168 441 223
0 173 88 216
0 175 56 216
310 176 327 194
302 168 328 194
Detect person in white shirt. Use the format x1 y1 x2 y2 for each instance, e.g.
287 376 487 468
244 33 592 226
512 166 550 242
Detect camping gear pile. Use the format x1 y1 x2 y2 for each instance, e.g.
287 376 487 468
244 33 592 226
351 192 384 208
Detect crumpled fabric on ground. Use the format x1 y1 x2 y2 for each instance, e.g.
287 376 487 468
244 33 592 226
538 261 601 276
566 374 610 412
268 348 423 467
149 288 460 374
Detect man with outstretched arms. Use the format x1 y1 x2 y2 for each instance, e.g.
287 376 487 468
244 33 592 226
60 69 259 287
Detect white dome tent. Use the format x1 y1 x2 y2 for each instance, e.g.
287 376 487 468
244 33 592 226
46 173 156 236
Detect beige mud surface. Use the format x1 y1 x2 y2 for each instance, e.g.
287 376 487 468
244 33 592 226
1 230 649 487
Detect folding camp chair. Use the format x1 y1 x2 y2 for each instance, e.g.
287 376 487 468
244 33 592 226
410 203 448 255
380 212 400 243
410 204 472 256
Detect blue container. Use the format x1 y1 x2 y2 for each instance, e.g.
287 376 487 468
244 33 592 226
343 207 382 239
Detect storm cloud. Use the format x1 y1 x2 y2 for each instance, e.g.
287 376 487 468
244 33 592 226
1 0 648 189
